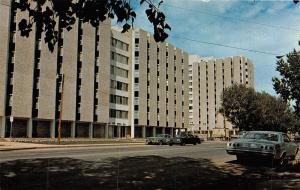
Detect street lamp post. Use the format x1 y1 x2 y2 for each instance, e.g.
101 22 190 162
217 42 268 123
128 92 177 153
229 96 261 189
57 74 65 145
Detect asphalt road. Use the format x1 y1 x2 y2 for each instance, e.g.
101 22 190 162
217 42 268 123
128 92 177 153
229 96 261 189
0 142 232 163
0 142 299 190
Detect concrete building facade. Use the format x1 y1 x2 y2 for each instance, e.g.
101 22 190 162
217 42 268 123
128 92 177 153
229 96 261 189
189 55 254 138
0 1 190 138
109 26 132 138
0 1 255 139
131 29 189 138
0 0 114 138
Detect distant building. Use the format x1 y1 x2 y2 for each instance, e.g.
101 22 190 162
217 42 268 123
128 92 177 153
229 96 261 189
188 55 254 137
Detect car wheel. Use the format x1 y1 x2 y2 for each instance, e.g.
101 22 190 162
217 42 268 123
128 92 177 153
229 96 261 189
277 153 288 167
180 142 185 146
291 149 298 160
236 155 245 163
169 143 173 146
159 141 163 145
193 142 196 145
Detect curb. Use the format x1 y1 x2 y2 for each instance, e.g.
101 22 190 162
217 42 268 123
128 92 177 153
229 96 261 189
0 147 38 151
0 143 146 152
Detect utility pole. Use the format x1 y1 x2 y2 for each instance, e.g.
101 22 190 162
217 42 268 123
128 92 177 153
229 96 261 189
9 116 13 139
57 74 64 145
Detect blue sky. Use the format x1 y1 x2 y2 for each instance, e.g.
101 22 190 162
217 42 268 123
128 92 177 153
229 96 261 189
129 0 300 95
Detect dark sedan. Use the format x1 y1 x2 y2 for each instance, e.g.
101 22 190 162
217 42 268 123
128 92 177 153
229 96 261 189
169 134 201 146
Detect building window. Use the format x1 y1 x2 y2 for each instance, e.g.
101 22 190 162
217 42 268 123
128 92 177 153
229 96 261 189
112 52 129 64
134 105 139 111
110 65 128 78
135 78 139 83
112 38 129 51
109 109 128 119
134 91 139 97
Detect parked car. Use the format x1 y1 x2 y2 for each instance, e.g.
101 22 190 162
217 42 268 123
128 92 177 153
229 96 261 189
146 134 171 145
226 131 299 166
169 134 201 146
230 131 247 140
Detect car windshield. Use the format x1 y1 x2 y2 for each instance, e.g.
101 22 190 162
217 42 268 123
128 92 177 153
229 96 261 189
243 132 279 141
157 134 166 138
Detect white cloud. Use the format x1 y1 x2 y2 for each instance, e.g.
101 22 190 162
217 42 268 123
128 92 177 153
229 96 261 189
243 3 265 18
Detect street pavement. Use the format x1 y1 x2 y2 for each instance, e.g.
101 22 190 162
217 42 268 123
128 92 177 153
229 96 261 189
0 142 300 190
0 142 232 163
0 140 146 151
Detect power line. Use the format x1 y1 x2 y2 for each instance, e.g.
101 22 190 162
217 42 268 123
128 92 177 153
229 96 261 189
161 3 300 32
170 34 280 56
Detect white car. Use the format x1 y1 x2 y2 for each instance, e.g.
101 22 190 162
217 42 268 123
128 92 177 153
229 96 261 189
226 131 299 166
146 134 171 145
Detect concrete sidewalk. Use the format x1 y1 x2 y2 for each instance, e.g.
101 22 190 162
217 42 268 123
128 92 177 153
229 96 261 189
0 139 146 151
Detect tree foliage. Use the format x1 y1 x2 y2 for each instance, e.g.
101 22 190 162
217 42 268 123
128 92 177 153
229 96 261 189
15 0 171 52
272 49 300 118
220 84 298 132
220 84 257 131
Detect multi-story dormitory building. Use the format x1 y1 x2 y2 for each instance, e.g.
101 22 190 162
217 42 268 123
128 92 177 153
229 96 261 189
131 30 189 138
0 0 189 138
0 0 127 138
0 1 254 139
188 55 254 138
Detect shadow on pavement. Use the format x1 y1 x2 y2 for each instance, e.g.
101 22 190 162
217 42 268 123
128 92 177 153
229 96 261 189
222 159 300 190
0 156 300 190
